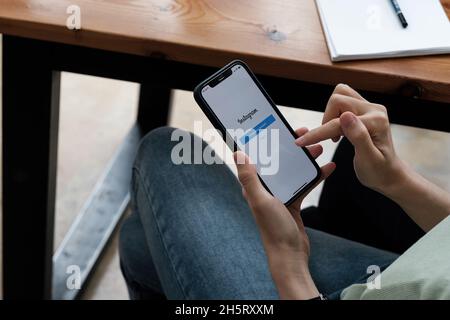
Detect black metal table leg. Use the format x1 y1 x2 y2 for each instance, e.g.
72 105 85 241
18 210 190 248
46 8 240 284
137 83 173 134
2 36 60 299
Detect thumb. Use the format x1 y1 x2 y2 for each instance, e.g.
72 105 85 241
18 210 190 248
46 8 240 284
340 112 377 157
233 151 268 202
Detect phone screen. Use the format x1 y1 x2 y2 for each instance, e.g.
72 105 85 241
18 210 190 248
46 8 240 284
199 63 319 204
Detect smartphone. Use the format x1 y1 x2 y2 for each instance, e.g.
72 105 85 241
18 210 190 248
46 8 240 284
193 60 321 206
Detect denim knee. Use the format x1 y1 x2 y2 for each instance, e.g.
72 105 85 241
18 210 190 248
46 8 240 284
133 126 178 174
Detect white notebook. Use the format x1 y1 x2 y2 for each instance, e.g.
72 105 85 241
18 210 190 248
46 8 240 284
315 0 450 61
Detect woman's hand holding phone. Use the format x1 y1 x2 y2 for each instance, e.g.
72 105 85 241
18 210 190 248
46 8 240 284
233 141 335 300
235 83 450 299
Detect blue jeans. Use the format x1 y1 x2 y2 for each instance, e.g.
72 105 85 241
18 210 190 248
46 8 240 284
119 127 399 300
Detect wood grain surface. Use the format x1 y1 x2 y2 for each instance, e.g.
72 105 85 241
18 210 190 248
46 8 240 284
0 0 449 102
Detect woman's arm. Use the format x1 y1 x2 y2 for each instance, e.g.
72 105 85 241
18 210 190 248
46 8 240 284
297 84 450 232
383 162 450 231
233 84 450 299
233 148 335 299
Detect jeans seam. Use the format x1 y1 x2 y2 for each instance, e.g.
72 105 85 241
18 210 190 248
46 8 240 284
133 166 189 299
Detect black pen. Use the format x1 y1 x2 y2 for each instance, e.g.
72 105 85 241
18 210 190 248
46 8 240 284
389 0 408 28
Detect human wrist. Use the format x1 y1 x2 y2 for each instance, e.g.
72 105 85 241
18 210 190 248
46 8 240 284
272 266 319 300
378 158 414 200
268 254 319 300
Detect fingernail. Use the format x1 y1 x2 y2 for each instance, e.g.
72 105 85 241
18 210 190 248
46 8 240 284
341 112 357 129
233 152 247 165
295 136 305 146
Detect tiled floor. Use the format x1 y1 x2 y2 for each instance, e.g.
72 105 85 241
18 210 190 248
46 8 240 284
1 35 449 299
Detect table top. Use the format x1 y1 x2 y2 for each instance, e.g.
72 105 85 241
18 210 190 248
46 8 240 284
1 0 449 103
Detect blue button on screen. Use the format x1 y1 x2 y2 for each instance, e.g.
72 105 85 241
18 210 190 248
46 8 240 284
240 114 276 145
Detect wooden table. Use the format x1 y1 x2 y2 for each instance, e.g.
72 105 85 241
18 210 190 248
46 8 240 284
1 0 449 300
